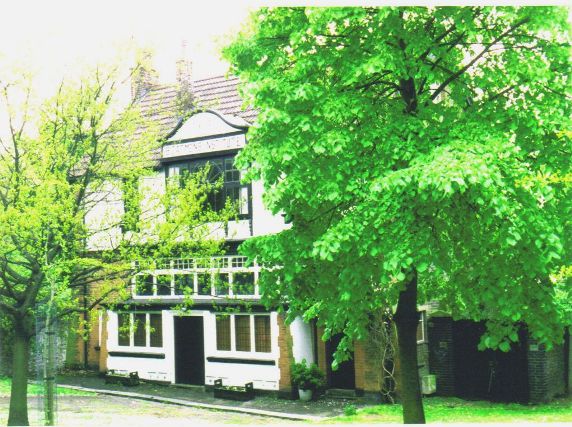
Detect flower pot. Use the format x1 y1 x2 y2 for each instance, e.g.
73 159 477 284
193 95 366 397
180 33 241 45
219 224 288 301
298 388 312 401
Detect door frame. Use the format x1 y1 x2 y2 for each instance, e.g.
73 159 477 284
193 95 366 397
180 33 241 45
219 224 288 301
174 314 206 385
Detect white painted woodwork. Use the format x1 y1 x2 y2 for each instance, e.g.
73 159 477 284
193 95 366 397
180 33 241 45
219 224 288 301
106 310 281 390
166 110 249 144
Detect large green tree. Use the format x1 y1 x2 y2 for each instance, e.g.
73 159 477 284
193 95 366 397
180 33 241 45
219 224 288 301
225 7 571 423
0 60 231 425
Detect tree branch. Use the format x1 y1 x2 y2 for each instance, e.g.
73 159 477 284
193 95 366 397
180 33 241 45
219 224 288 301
430 18 530 102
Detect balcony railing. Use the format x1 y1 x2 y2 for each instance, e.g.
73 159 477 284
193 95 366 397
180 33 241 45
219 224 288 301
131 256 260 299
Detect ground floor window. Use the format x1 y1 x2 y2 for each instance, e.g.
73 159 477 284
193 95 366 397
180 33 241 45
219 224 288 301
235 315 251 351
117 312 163 348
254 315 271 352
215 316 231 351
215 314 272 353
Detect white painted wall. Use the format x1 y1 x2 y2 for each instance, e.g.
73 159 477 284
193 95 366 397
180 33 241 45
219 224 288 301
203 311 280 390
85 181 123 251
250 179 288 237
106 311 172 382
107 310 282 390
290 317 315 364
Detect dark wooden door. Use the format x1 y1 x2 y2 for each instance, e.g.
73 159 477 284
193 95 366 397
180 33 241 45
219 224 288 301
174 316 205 385
452 320 528 402
326 333 355 389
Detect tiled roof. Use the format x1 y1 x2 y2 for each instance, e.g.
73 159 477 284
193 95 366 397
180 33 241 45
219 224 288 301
138 75 256 141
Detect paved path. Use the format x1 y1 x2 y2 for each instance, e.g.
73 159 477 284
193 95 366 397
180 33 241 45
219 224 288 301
0 395 295 426
58 373 368 419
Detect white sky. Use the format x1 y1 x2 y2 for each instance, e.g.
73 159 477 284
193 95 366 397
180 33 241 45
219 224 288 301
0 0 568 101
0 0 265 99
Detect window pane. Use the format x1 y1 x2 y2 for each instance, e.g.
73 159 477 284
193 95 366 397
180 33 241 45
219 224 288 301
133 313 147 347
207 159 224 182
207 189 225 212
150 314 163 348
156 275 172 296
254 316 271 353
216 315 231 351
118 313 130 346
233 272 255 295
214 273 229 296
174 274 193 295
224 158 240 183
135 275 154 296
239 186 249 215
197 273 211 295
235 315 251 352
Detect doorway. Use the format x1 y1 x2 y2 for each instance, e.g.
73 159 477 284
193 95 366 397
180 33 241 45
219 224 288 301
452 320 528 402
174 316 205 385
325 333 356 389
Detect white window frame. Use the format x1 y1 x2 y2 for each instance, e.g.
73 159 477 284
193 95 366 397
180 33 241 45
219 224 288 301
116 312 164 350
132 268 259 299
215 313 272 355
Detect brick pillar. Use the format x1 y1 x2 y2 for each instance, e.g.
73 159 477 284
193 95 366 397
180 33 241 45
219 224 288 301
277 314 295 397
427 316 455 396
354 339 383 394
354 341 366 392
528 339 548 403
528 337 566 403
98 311 108 373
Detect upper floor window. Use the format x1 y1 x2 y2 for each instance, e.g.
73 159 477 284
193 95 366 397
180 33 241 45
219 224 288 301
166 155 250 218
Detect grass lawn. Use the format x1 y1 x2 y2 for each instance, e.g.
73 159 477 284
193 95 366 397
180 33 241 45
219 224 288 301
327 396 572 423
0 376 94 397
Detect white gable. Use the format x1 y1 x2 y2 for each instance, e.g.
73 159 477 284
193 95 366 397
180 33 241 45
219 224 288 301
167 110 248 143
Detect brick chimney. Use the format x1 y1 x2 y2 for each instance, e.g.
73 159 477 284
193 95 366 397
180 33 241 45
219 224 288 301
131 49 158 100
175 40 193 113
176 41 192 91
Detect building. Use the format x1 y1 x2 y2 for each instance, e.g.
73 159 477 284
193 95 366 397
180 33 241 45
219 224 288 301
77 60 571 403
79 66 325 397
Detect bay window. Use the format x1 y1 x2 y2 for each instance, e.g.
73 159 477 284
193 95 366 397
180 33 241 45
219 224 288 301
166 154 250 218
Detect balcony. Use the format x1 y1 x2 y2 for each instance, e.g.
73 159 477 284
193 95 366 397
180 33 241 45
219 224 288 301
131 256 260 299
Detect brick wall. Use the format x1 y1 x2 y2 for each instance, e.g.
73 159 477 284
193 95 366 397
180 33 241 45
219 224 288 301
527 338 567 403
74 309 104 371
98 311 109 372
427 316 455 396
355 339 383 393
527 340 548 403
546 343 566 398
277 313 294 396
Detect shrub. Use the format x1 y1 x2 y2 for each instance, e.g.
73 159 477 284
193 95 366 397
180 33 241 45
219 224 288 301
291 359 325 391
344 404 358 416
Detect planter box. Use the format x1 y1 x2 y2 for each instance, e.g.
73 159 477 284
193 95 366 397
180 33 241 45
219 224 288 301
213 379 254 401
104 370 140 387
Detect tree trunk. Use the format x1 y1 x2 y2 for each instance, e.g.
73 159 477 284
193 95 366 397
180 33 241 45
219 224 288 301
394 270 426 424
8 324 30 426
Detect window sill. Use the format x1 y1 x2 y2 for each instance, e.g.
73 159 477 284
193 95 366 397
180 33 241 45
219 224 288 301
108 351 165 359
206 356 275 366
